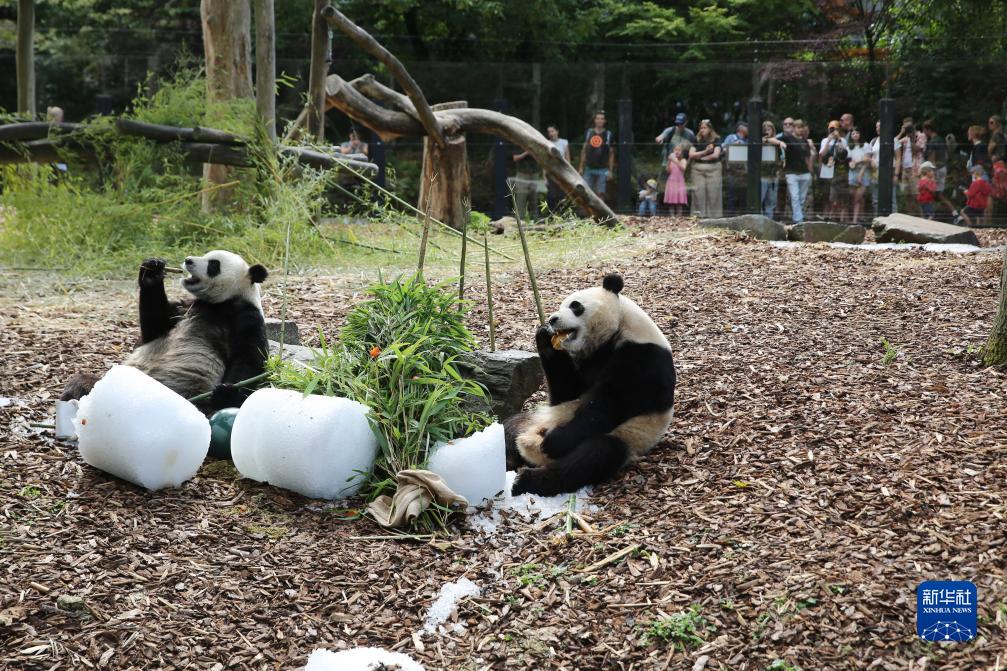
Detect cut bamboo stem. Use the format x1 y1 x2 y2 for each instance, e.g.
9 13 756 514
187 371 271 404
457 208 468 300
513 206 545 325
417 176 435 276
483 230 496 352
578 543 640 573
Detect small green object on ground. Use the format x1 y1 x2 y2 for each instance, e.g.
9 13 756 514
208 407 239 459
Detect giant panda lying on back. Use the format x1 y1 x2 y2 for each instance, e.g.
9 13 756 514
61 250 269 413
505 274 676 496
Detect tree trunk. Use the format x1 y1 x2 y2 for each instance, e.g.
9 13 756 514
200 0 253 211
16 0 35 115
306 0 330 141
253 0 276 141
419 102 470 231
984 249 1007 366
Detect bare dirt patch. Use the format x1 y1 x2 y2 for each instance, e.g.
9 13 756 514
2 224 1006 670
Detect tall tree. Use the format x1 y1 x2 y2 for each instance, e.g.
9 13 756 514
200 0 253 209
254 0 276 141
16 0 35 115
306 0 330 141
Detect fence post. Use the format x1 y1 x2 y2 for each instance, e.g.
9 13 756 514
617 98 633 213
746 98 763 215
492 98 509 219
370 129 386 190
878 98 895 217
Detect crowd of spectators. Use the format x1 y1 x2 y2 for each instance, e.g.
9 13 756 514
517 110 1007 227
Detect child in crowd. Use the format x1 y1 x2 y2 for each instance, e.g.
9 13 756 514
637 178 658 217
957 164 992 227
917 163 938 219
664 143 689 216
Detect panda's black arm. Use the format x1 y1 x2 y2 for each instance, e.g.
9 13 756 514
209 308 268 410
138 258 183 343
535 326 585 404
540 343 675 460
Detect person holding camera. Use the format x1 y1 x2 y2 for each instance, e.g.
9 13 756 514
819 120 847 219
895 117 926 215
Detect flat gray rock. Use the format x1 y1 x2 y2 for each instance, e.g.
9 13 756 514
267 340 317 366
800 221 866 244
458 349 543 420
264 318 301 346
872 213 980 245
699 214 786 241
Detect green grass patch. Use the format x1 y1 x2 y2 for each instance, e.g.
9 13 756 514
641 605 713 650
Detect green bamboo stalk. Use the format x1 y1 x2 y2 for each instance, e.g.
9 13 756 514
514 207 545 325
484 229 496 352
417 180 434 277
187 371 272 404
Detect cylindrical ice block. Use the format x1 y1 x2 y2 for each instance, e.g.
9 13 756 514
74 365 210 490
427 423 506 506
230 388 377 499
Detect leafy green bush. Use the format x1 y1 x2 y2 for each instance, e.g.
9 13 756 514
269 274 491 503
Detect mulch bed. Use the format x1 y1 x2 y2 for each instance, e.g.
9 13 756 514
2 221 1006 670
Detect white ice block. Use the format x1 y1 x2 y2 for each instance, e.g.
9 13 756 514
305 648 425 671
427 422 505 506
74 365 210 490
230 388 377 499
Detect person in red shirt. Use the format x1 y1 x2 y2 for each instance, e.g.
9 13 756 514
959 164 992 227
917 163 938 219
916 161 954 220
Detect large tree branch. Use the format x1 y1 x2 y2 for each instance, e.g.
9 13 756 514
321 5 445 149
324 74 617 225
350 74 418 119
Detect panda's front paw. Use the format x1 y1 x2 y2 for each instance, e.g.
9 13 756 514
210 383 245 408
510 468 539 496
535 325 555 355
139 258 167 287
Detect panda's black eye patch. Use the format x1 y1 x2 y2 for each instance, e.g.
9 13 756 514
569 301 584 317
207 259 221 277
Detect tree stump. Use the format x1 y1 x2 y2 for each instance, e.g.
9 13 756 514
418 101 470 231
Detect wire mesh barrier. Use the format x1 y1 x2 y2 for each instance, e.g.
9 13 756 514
2 53 1005 222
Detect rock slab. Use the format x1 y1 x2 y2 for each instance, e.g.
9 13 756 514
872 213 979 245
800 221 866 244
267 340 317 366
458 350 543 420
264 318 301 346
699 214 787 241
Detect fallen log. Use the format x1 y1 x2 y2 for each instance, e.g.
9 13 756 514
325 74 616 225
115 119 245 145
0 122 84 142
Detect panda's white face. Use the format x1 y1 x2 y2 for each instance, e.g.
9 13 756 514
181 250 266 307
548 285 621 356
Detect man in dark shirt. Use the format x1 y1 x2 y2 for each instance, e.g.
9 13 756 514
767 117 813 223
578 111 615 198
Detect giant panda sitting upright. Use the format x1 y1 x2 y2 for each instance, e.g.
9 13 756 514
61 250 269 413
504 274 676 496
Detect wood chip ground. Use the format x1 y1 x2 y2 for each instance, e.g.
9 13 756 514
2 219 1006 669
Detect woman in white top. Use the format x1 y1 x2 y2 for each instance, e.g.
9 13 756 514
847 127 873 225
545 125 570 211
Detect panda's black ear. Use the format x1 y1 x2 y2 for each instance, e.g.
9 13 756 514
249 264 268 284
602 273 623 294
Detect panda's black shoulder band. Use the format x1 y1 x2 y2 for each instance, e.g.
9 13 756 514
249 264 268 284
602 273 623 294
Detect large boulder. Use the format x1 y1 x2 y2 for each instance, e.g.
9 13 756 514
458 349 543 420
699 214 787 241
801 221 866 244
264 318 301 346
872 213 980 245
